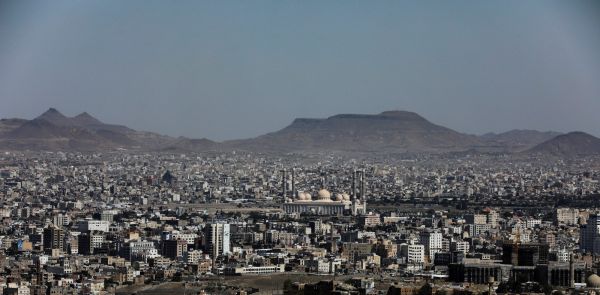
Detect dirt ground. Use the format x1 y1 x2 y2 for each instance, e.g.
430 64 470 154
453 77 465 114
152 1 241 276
115 273 356 295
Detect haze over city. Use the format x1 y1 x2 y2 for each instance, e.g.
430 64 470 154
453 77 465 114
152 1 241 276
1 1 600 140
3 2 600 295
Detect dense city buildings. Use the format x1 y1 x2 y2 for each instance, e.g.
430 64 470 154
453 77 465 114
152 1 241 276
0 151 600 294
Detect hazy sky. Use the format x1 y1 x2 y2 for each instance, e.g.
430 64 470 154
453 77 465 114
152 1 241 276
1 1 599 141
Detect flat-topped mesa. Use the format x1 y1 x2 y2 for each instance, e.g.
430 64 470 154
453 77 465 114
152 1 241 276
378 110 427 120
232 110 481 152
324 110 427 122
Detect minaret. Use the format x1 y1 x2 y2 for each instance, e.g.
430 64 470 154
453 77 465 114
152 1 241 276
360 170 366 213
351 170 357 216
569 253 575 288
282 169 287 200
291 168 295 199
330 223 337 253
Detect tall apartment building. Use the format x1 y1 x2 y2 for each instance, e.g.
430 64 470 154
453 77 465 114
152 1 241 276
400 243 425 264
420 231 443 258
580 214 600 254
162 239 188 260
78 231 106 255
43 225 65 252
202 223 231 259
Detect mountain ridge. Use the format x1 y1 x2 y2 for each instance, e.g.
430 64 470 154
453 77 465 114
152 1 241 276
0 108 596 156
226 111 482 153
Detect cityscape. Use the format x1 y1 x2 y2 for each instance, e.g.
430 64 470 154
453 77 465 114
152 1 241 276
1 1 600 295
1 108 600 294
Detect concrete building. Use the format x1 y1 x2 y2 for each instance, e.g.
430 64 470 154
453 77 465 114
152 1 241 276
77 220 110 233
400 243 425 264
420 231 443 258
580 214 600 254
203 222 231 259
43 225 65 252
162 239 187 260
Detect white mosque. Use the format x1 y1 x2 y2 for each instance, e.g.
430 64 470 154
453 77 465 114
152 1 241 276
281 170 367 216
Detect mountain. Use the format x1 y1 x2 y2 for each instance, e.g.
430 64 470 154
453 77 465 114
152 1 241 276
0 108 175 151
71 112 104 126
1 118 117 151
226 111 483 153
481 129 562 152
527 132 600 156
35 108 74 126
2 108 597 155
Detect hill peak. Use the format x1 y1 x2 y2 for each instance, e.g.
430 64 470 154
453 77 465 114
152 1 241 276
39 107 66 118
73 112 103 126
528 131 600 156
563 131 593 137
35 108 71 126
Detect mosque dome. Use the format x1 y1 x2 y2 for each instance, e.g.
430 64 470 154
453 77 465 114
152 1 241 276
307 192 314 201
587 274 600 288
297 192 307 201
342 193 350 201
302 192 312 201
335 194 344 201
317 189 331 201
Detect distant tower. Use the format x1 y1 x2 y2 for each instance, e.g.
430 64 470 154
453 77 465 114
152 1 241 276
291 168 295 198
330 223 337 253
351 170 358 216
281 169 287 200
569 253 575 288
360 170 366 213
203 222 231 264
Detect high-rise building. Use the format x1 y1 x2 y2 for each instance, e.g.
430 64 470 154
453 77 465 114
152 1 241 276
420 231 443 258
580 214 600 254
43 225 65 252
203 223 231 260
162 239 188 260
78 231 106 255
351 170 367 216
400 242 425 264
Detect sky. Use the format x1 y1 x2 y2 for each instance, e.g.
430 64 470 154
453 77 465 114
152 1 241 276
0 1 599 141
